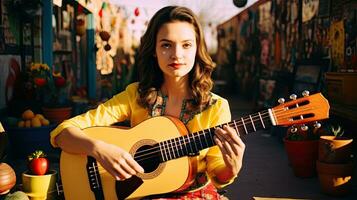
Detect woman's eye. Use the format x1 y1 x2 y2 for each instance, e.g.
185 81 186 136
161 43 171 48
183 43 192 49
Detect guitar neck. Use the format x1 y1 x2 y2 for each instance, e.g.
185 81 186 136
157 109 273 162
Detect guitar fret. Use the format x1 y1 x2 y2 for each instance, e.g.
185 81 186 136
191 134 199 153
241 117 248 134
249 115 256 131
175 138 182 157
208 128 214 143
168 140 173 160
182 137 188 156
168 139 173 159
258 112 266 128
186 135 194 154
202 130 208 148
170 139 177 159
197 132 203 150
233 120 240 136
164 140 170 161
158 142 165 161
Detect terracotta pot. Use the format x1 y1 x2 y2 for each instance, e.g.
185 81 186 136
284 138 318 178
42 107 72 124
318 136 353 163
76 19 86 36
316 160 354 196
0 163 16 195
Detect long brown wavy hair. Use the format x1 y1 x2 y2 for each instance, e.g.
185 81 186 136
137 6 215 112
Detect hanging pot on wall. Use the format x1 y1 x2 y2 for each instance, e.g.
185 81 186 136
76 15 86 36
99 31 111 41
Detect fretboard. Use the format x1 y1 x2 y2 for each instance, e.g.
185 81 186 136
158 109 272 162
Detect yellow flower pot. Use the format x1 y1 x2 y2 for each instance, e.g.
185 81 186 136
22 170 57 200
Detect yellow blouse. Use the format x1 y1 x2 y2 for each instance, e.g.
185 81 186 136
50 82 236 189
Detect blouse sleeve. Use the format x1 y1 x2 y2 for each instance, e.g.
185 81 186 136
50 83 137 147
205 98 237 189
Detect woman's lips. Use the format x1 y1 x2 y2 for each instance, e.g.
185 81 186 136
168 63 184 69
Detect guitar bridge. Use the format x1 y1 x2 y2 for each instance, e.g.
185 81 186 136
86 156 105 199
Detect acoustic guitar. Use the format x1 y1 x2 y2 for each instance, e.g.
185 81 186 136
60 92 329 200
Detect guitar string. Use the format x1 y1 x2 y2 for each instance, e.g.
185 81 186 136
91 105 316 173
89 119 273 174
132 106 314 161
133 110 270 157
133 105 295 158
132 111 275 160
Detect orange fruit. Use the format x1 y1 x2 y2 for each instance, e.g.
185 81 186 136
25 120 32 128
40 119 50 126
35 114 45 120
18 121 25 128
22 109 35 120
31 117 42 127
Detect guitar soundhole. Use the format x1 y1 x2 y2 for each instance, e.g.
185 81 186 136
134 145 160 173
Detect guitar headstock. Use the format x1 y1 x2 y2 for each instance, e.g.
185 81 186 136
271 91 330 126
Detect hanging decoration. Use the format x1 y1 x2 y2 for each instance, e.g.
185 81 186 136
302 0 319 23
134 7 140 17
98 2 107 18
330 20 345 69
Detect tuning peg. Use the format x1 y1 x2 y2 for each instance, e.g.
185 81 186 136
278 98 285 104
314 122 321 129
301 124 309 131
289 94 297 100
290 125 298 133
302 90 310 97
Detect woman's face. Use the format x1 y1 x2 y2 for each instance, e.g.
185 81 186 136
155 21 197 80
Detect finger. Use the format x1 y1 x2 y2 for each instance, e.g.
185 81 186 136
221 138 235 156
118 159 137 175
216 130 238 156
223 125 240 144
113 163 133 179
214 136 227 155
101 163 122 181
125 154 145 173
219 128 235 145
222 126 244 154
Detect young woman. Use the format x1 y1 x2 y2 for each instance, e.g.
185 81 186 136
51 6 245 199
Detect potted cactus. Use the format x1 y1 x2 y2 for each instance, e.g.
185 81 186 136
316 123 354 196
318 124 353 163
283 123 321 178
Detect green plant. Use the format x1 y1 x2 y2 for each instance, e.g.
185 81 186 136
4 191 30 200
330 125 344 137
28 63 72 108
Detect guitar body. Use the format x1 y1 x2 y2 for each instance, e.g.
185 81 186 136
60 116 197 200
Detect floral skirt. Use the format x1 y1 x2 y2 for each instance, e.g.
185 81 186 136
144 183 228 200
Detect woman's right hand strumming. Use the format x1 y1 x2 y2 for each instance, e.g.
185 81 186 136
92 140 145 180
55 127 144 181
